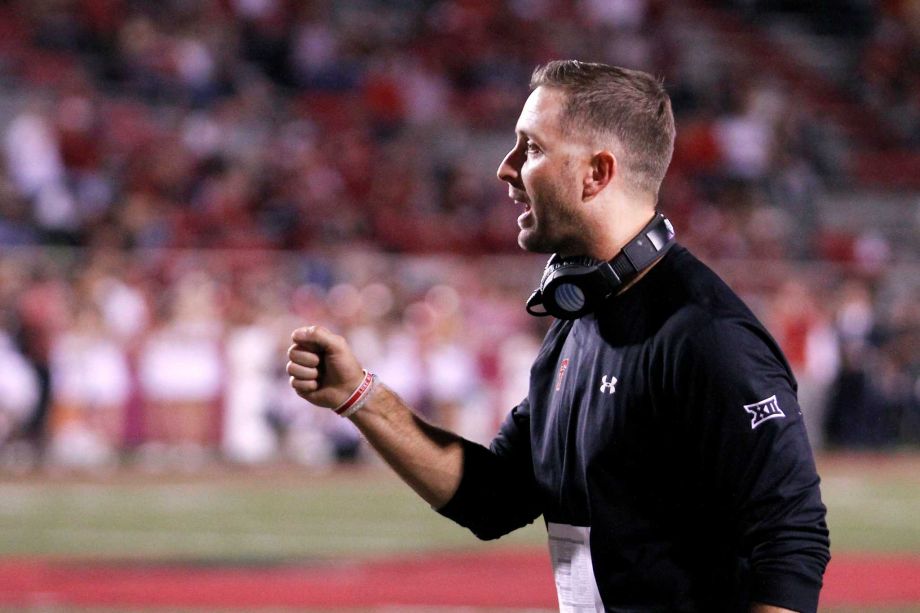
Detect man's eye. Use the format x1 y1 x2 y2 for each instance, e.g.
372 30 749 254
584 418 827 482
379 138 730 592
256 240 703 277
525 142 540 155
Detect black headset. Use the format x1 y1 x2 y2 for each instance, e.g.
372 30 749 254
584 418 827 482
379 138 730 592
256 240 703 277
526 213 675 320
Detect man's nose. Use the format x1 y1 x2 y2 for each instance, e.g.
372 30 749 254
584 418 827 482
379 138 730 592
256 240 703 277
497 147 524 187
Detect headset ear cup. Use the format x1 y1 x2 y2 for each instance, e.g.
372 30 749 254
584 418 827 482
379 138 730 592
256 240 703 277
541 272 603 320
536 256 607 319
554 282 586 314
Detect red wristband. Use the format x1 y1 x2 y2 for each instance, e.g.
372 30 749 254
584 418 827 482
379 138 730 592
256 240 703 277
334 370 375 416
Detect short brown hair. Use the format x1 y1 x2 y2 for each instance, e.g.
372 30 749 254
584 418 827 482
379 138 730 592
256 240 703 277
530 60 675 197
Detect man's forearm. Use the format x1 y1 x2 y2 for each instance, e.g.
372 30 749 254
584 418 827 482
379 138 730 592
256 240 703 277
350 383 465 508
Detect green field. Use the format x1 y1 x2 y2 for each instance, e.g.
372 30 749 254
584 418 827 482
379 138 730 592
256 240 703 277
818 455 920 554
0 453 918 612
1 454 918 560
0 464 545 562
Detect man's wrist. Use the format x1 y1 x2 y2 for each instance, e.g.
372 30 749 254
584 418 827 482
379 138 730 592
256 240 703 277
334 370 377 417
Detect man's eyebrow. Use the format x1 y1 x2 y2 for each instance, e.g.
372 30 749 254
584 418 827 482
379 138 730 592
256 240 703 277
515 128 537 141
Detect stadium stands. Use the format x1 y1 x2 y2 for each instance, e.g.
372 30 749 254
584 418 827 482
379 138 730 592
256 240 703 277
0 0 916 471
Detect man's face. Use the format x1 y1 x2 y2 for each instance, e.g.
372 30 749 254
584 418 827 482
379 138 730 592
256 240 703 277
497 86 589 256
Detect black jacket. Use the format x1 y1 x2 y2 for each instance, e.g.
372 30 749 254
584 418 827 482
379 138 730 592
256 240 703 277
439 244 830 612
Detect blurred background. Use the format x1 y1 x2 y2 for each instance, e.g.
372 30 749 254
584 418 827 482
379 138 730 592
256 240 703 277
0 0 917 610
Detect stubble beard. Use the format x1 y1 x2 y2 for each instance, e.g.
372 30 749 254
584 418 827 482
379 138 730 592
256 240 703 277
517 190 585 256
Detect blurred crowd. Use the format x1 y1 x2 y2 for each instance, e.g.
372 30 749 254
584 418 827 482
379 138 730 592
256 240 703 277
3 0 911 255
0 247 550 471
724 0 920 148
0 246 918 474
0 0 917 471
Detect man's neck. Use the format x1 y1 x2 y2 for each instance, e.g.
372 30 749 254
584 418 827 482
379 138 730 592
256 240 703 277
591 203 658 262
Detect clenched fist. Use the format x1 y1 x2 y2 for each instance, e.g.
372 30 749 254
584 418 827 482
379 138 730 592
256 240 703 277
287 325 365 409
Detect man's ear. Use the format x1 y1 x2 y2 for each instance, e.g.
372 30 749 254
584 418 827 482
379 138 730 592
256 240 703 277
583 150 616 200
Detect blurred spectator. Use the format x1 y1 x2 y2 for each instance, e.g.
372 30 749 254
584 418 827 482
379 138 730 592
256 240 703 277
823 279 896 448
713 82 779 183
137 272 223 470
15 261 70 452
0 329 39 447
222 285 281 464
47 300 129 470
4 105 80 243
767 278 839 448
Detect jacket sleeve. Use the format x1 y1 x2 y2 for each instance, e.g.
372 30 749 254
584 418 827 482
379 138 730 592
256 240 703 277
674 316 831 613
437 398 543 540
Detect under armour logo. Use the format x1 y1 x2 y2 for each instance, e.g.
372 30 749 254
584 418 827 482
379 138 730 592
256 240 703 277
743 395 785 429
599 375 617 394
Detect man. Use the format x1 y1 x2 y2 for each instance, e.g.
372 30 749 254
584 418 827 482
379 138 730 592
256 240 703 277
287 61 830 612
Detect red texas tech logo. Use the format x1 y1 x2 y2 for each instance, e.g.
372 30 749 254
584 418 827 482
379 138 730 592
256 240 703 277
555 359 569 391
